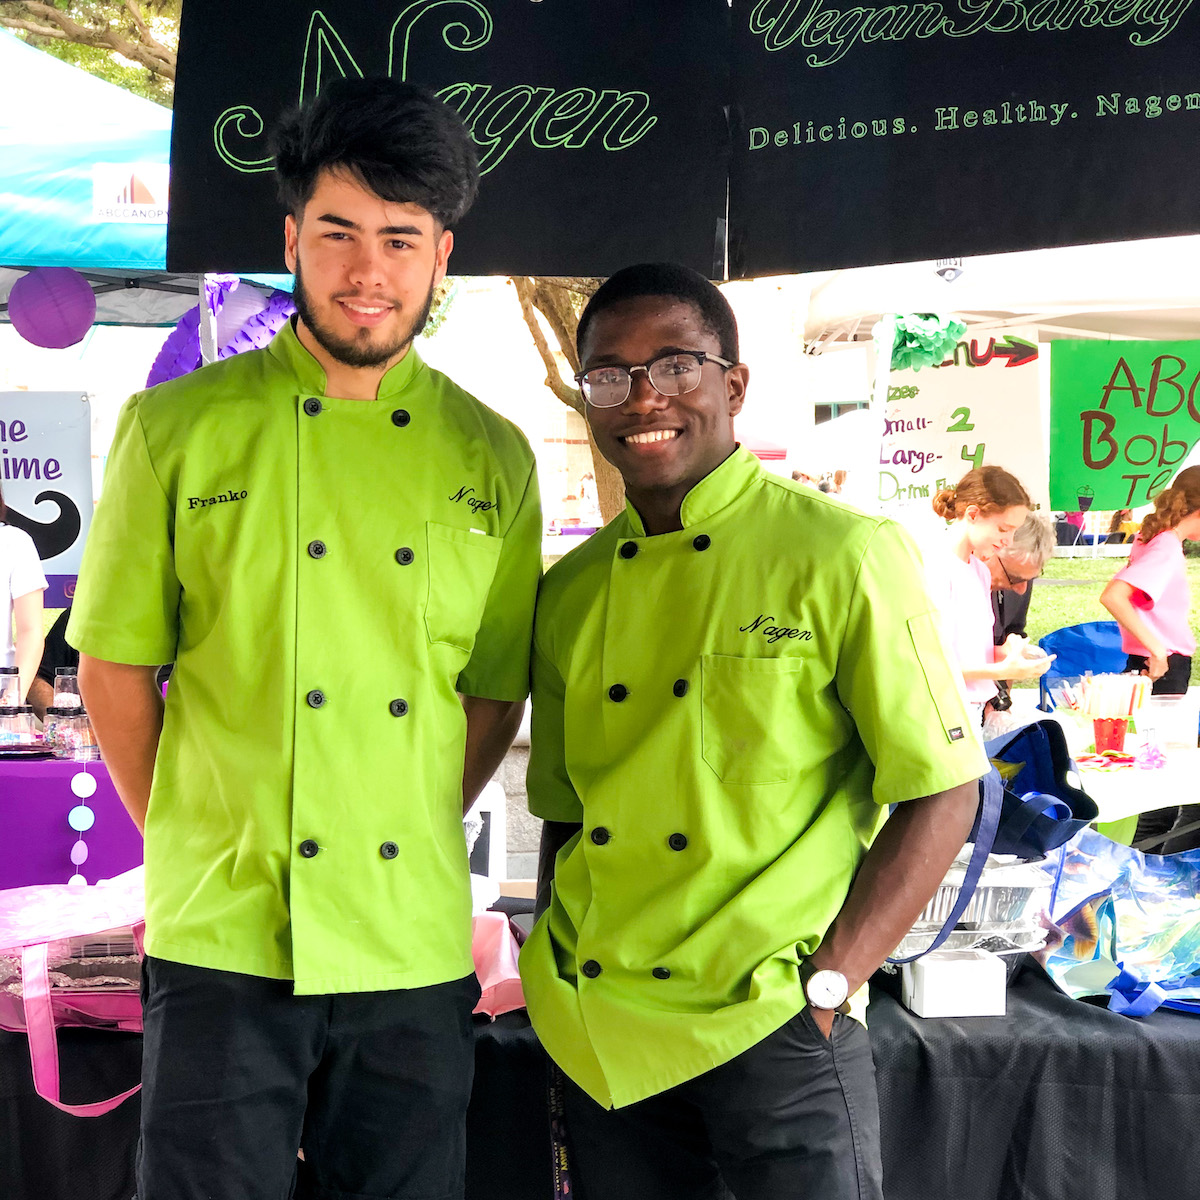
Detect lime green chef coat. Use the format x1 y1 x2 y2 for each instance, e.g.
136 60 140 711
68 319 541 994
519 447 986 1108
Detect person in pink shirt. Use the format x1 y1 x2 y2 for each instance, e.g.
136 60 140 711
930 466 1053 723
1101 466 1200 695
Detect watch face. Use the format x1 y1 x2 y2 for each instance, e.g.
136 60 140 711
807 969 849 1010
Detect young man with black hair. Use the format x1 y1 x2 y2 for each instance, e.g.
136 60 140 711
521 263 986 1200
70 78 541 1200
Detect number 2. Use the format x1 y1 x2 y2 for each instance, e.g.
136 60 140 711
947 407 974 433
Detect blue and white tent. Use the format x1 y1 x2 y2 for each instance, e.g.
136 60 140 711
0 32 286 327
0 29 170 273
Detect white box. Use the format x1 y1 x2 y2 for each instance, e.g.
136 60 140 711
900 949 1007 1018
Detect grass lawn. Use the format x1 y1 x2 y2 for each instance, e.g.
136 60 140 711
1021 555 1200 687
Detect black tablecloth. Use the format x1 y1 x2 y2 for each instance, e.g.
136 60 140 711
3 962 1197 1200
868 963 1199 1200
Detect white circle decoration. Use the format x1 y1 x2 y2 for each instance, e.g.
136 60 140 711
67 874 88 887
70 772 97 799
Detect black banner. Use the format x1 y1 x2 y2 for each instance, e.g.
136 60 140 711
168 0 730 276
729 0 1200 275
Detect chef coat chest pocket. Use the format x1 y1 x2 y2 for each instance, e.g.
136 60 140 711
424 522 504 653
701 654 805 784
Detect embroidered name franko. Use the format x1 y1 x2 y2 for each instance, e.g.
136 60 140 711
187 489 247 510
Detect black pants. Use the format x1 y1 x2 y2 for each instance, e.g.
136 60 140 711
138 957 480 1200
1125 653 1200 851
1124 652 1192 696
562 1009 883 1200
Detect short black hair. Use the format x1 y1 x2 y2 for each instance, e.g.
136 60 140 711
576 263 739 363
272 77 479 229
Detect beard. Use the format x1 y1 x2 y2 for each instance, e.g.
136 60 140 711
291 261 437 370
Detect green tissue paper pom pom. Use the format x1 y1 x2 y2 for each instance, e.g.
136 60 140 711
872 313 967 373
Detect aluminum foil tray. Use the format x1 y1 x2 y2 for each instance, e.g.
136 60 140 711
890 925 1048 961
912 860 1052 931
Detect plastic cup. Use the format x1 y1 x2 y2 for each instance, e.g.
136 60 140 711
1093 717 1128 753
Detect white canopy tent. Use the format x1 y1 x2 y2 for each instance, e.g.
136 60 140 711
803 235 1200 352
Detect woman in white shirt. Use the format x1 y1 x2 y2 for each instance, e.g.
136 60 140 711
0 486 47 701
929 466 1051 724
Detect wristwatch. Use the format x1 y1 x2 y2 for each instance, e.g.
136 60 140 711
800 961 849 1011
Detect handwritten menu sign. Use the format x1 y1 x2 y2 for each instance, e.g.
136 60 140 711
877 331 1046 529
729 0 1200 273
1049 340 1200 510
168 0 729 275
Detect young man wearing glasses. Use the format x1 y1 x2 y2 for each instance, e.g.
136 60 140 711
520 263 987 1200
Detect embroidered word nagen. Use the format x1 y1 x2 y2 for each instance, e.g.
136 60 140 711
449 485 496 514
739 614 813 644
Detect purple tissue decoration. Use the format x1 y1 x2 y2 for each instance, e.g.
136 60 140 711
146 279 295 388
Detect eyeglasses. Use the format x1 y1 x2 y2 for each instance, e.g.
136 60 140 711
999 557 1042 587
574 350 735 408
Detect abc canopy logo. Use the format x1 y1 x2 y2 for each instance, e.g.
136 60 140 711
91 163 170 223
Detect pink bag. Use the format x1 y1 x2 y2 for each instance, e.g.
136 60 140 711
471 910 525 1019
0 866 145 1116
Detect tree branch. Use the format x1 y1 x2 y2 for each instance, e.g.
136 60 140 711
513 277 584 414
0 2 177 80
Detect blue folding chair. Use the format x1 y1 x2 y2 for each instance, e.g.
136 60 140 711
1037 621 1127 711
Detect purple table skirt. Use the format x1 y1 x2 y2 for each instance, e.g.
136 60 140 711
0 759 142 890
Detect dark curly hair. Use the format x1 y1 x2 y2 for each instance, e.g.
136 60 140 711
1138 466 1200 543
271 77 479 230
576 263 739 364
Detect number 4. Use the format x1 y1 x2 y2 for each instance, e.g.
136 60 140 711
961 443 986 470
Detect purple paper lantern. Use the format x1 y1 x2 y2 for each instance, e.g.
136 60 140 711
9 267 97 349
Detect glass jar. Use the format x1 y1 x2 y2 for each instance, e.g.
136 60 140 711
0 667 19 708
53 667 82 711
13 705 36 744
43 706 63 755
0 706 20 745
73 708 101 761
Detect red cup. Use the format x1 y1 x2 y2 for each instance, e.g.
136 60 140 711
1093 717 1128 753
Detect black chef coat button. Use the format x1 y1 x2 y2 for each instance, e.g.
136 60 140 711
652 966 671 980
590 827 611 846
619 541 638 559
581 959 602 979
307 540 327 559
391 409 411 427
389 698 409 717
380 841 399 860
298 839 319 858
608 684 628 703
395 547 414 565
692 534 711 551
303 397 323 417
668 832 688 851
306 689 326 709
673 679 689 697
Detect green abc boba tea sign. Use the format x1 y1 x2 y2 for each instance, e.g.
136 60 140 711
1049 340 1200 509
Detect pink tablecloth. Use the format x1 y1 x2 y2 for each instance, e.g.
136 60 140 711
0 760 142 890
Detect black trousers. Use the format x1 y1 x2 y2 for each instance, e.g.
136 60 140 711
562 1009 883 1200
1125 653 1200 851
138 957 480 1200
1124 652 1192 696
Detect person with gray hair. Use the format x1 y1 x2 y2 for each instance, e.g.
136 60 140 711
984 512 1056 716
988 511 1055 645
